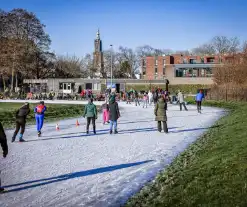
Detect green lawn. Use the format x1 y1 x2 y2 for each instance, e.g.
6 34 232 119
0 102 99 128
125 100 247 207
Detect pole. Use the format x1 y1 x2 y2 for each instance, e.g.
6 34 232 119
110 44 113 89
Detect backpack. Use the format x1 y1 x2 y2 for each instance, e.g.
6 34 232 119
37 105 45 113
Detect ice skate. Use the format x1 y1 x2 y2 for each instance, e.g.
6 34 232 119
19 138 26 142
0 187 6 194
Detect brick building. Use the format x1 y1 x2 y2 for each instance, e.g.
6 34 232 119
141 54 234 85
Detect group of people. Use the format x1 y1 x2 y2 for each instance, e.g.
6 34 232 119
0 89 205 193
83 94 120 134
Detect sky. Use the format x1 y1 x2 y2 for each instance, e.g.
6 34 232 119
1 0 247 57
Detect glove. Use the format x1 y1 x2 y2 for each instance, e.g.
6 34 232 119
3 150 8 158
95 116 98 119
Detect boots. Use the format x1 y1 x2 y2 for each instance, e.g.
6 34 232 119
114 130 118 134
19 134 25 142
163 121 168 133
0 187 5 193
11 137 16 142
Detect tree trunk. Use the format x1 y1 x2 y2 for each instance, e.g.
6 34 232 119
2 76 6 91
11 68 15 92
15 73 18 91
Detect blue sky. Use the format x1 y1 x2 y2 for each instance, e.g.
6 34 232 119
1 0 247 57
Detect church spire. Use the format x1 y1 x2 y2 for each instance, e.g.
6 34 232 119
96 28 100 39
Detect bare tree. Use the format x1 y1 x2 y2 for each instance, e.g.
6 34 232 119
211 36 240 54
192 43 216 55
54 55 84 78
118 46 139 78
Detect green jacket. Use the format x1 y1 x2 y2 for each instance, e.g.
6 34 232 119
154 98 167 122
83 103 97 118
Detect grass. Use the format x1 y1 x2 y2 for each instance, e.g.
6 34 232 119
0 102 100 128
125 100 247 207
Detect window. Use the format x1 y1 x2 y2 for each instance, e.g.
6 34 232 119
155 68 158 74
183 58 187 64
201 57 204 63
67 83 71 90
155 59 158 66
163 67 165 75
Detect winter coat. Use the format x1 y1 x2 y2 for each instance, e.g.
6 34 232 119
154 98 167 122
195 93 204 101
83 103 97 118
177 92 185 103
34 104 47 115
109 101 120 121
0 122 8 157
16 104 30 123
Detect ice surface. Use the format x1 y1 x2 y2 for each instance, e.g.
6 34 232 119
0 101 226 207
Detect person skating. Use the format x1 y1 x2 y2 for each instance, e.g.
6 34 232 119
143 92 148 108
195 90 204 113
83 98 98 134
0 122 8 193
154 95 168 133
148 90 153 105
101 100 110 125
177 90 188 111
12 102 30 142
109 96 120 134
34 101 47 137
134 91 140 106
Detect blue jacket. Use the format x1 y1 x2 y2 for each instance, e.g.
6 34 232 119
195 93 204 101
34 105 47 115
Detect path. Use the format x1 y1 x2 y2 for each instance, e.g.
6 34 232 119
0 102 226 207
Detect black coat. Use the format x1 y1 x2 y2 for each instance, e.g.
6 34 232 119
16 104 30 123
0 122 8 156
109 101 120 121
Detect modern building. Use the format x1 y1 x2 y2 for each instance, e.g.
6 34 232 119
141 54 234 85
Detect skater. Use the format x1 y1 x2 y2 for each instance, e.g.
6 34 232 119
0 122 8 193
154 95 168 133
101 100 110 124
109 95 120 134
148 90 153 105
195 90 204 113
177 90 188 111
12 102 30 142
143 92 148 108
134 91 140 106
34 101 47 136
83 98 97 134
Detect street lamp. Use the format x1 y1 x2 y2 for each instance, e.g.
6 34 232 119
110 44 113 89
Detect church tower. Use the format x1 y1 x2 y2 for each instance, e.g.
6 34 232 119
93 29 104 78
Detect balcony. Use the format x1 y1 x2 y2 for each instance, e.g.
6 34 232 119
174 63 222 69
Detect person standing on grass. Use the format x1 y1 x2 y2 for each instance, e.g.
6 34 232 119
83 98 97 134
101 100 110 125
177 90 188 111
143 92 148 108
12 102 30 142
195 90 204 113
109 95 120 134
0 122 8 193
154 95 168 133
34 101 47 137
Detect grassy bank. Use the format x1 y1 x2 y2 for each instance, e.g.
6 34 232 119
126 100 247 207
0 102 100 128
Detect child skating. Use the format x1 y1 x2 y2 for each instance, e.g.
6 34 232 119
101 100 110 125
34 101 47 137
